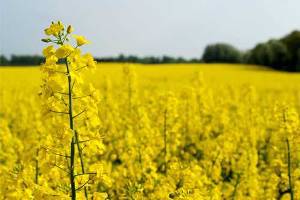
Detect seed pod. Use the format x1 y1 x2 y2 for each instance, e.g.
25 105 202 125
67 25 73 34
41 38 51 43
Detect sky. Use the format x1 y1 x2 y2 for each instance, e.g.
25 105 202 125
1 0 300 58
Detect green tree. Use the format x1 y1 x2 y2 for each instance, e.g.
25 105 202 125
246 40 289 70
202 43 242 63
0 55 9 65
280 30 300 70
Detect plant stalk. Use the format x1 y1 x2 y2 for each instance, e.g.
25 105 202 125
286 138 294 200
66 59 76 200
75 130 88 199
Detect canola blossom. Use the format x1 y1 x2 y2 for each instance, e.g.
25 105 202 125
0 22 300 200
40 21 106 200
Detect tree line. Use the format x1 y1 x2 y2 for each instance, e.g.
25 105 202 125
2 30 300 71
0 54 200 66
202 30 300 72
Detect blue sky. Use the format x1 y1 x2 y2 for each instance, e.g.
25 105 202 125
1 0 300 58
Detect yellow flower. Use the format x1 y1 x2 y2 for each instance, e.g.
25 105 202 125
44 21 64 36
83 53 97 69
55 44 74 58
42 45 56 57
93 192 108 200
73 35 90 46
44 55 58 66
47 75 65 91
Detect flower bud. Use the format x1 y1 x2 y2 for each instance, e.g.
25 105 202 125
67 25 73 34
41 38 51 43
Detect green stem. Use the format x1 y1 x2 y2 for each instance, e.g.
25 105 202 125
58 35 88 199
231 173 241 200
70 138 76 200
286 138 294 200
35 148 39 184
75 130 88 199
66 59 76 200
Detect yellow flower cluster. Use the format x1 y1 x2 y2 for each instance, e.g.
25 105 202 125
1 28 300 199
40 21 107 199
44 21 64 36
18 21 107 199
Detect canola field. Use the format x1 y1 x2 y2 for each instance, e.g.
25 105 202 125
1 63 300 199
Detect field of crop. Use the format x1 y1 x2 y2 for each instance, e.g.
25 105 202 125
1 63 300 199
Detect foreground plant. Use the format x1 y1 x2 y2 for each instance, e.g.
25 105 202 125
282 107 297 200
40 21 107 199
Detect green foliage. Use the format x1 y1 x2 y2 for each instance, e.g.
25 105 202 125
201 31 300 71
0 55 9 65
280 30 300 71
246 40 289 70
0 54 201 66
97 55 200 64
0 55 45 66
10 55 45 66
202 43 243 63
